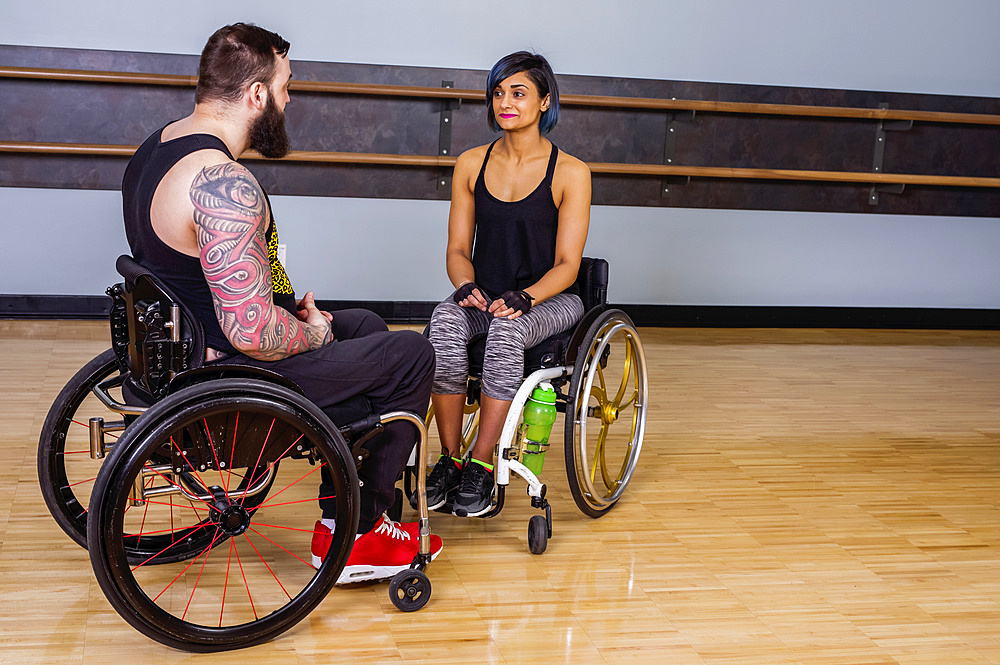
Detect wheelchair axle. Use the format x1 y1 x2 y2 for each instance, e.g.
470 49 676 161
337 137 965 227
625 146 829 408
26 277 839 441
208 485 251 536
88 416 125 459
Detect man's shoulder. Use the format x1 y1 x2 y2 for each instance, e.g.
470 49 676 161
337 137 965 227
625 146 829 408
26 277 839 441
162 150 260 202
174 147 240 175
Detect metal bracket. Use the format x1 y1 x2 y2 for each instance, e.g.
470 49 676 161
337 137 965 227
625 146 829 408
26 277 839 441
437 80 461 191
662 107 695 196
869 103 913 205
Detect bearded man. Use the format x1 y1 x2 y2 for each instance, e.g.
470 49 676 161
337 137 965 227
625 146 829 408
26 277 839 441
121 22 441 583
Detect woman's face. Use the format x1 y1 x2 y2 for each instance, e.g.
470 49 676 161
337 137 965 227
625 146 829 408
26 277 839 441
492 70 550 132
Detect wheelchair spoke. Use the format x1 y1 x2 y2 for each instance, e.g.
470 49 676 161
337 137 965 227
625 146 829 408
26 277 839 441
255 459 322 508
219 540 234 626
164 439 217 510
589 421 609 484
589 383 608 408
228 412 240 491
233 540 258 620
242 529 294 599
238 435 309 508
182 532 223 620
596 361 608 396
611 343 634 406
618 388 639 410
134 521 221 573
136 475 154 542
239 417 276 504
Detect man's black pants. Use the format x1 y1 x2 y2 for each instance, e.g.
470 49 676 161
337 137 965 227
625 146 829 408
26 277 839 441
220 309 434 533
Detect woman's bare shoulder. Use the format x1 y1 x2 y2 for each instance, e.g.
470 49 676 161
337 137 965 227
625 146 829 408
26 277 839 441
456 143 491 168
555 149 591 176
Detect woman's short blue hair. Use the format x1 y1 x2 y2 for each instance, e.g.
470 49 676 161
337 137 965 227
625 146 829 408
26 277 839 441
485 51 560 134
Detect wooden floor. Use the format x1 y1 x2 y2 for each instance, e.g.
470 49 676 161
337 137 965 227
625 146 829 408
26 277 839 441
1 320 998 664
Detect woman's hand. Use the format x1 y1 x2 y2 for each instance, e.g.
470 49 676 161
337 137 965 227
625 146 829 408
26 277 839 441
454 281 490 311
489 290 534 319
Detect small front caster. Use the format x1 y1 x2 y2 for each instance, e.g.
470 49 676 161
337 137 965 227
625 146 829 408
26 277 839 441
528 514 548 554
389 569 432 611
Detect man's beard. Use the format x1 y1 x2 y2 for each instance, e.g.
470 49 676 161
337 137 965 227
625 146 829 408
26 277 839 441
248 95 290 159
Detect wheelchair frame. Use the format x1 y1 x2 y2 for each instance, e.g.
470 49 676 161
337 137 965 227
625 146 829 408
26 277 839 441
414 258 648 554
37 255 437 651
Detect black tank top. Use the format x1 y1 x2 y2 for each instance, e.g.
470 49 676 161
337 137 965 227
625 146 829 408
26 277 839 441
471 140 578 298
122 127 295 355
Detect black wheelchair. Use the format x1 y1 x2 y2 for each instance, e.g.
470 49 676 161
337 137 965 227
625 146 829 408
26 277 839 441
37 255 436 651
411 257 648 553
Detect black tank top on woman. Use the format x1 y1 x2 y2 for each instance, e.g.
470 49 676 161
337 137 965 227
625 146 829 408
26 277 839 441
471 140 578 299
122 127 295 355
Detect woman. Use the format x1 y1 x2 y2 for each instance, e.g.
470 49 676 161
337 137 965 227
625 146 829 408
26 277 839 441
424 51 591 517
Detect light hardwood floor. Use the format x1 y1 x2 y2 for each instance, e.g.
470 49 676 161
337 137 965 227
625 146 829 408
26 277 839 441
1 320 998 664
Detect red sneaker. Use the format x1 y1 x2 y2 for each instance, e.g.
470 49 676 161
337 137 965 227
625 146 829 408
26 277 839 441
337 514 443 585
310 518 336 568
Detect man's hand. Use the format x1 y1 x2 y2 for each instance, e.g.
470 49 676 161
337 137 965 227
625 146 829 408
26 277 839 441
296 291 334 346
296 291 334 324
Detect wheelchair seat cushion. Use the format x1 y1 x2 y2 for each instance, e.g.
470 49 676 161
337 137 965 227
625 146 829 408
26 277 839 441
467 327 573 380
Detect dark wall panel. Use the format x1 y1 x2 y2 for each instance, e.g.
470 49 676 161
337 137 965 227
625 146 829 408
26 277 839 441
2 44 998 216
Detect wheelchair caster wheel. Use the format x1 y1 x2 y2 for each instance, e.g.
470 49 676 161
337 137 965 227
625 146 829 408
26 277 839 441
389 569 431 612
528 514 548 554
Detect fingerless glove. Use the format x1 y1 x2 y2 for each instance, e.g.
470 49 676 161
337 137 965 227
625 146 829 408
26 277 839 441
498 290 534 315
453 282 483 303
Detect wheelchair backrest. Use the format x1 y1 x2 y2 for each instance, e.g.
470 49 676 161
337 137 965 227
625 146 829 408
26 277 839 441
110 255 206 399
576 257 609 311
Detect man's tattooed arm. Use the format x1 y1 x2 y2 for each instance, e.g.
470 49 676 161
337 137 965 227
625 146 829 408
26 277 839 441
190 162 331 360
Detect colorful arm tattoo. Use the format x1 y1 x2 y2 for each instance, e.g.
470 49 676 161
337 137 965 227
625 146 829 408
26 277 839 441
190 162 330 360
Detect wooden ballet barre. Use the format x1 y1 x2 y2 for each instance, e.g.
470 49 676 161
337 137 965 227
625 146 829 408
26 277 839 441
3 140 999 188
3 65 1000 126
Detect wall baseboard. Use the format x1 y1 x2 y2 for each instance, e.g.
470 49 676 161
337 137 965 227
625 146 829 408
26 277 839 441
3 295 998 330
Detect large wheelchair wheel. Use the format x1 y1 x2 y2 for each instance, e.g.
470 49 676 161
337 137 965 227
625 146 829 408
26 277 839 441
87 379 359 651
36 350 253 564
37 348 121 548
565 309 647 517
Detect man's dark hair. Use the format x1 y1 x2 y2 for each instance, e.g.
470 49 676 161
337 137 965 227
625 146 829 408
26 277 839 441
195 22 290 104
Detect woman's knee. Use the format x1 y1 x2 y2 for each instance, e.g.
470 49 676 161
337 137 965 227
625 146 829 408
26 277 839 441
486 316 527 351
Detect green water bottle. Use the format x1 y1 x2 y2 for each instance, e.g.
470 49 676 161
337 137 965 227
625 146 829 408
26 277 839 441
522 382 557 475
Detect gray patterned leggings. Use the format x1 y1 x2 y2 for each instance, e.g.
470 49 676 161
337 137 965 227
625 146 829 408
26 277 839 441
429 291 584 400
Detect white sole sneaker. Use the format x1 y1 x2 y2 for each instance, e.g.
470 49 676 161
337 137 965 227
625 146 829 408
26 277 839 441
335 545 443 585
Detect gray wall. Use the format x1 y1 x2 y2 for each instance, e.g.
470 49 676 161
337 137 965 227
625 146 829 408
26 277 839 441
2 0 999 307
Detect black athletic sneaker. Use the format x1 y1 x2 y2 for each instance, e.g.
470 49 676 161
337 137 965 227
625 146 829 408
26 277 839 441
452 461 495 517
411 455 464 511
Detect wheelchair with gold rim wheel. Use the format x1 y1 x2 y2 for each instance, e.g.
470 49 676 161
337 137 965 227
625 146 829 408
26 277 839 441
409 258 648 554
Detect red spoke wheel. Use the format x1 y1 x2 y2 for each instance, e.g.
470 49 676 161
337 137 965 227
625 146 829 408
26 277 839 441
87 379 359 651
36 350 245 564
